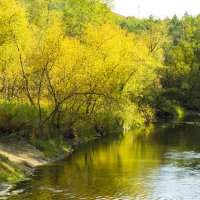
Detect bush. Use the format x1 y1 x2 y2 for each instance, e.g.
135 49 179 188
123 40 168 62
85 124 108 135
73 119 97 140
0 100 41 134
93 113 123 135
189 99 200 111
33 138 70 158
161 88 184 102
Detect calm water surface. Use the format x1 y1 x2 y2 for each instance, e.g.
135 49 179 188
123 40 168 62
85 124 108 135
4 118 200 200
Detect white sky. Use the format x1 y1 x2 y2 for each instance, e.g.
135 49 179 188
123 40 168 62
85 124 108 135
113 0 200 18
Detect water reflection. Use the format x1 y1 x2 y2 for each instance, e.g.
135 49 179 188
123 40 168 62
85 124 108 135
5 122 200 200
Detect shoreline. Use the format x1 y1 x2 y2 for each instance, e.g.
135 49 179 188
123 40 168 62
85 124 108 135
0 110 198 197
0 137 78 197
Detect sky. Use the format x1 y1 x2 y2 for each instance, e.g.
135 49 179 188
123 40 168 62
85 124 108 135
113 0 200 19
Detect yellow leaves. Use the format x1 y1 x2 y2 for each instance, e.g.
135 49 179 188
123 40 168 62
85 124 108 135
50 37 85 92
0 0 33 98
0 0 162 126
140 22 169 63
40 23 63 60
84 23 132 62
83 24 132 84
0 0 31 46
0 0 33 82
24 0 64 28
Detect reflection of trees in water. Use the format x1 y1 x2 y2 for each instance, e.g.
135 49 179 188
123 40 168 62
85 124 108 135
9 123 200 200
151 123 200 149
48 125 163 199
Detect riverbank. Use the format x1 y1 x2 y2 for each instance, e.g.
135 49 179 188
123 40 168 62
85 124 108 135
3 120 200 200
0 135 78 196
0 107 198 197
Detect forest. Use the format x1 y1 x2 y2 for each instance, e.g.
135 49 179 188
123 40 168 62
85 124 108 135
0 0 200 141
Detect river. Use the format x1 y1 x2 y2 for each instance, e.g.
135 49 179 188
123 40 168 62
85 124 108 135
4 116 200 200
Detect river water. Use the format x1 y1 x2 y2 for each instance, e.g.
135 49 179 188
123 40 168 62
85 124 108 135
4 117 200 200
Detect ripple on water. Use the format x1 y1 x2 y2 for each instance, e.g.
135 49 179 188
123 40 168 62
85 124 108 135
151 162 200 200
165 150 200 160
0 188 24 200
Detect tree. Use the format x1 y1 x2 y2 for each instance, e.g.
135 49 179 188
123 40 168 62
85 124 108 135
63 0 112 36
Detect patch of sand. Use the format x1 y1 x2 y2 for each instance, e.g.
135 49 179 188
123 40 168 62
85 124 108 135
0 140 47 168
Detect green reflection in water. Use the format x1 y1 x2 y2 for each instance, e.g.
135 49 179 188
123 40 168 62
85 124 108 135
6 122 200 200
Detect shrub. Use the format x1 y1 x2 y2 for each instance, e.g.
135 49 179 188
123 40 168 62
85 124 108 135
0 100 41 134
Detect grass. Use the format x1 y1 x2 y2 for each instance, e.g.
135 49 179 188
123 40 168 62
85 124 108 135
0 133 71 186
33 138 70 158
0 154 27 184
0 100 41 133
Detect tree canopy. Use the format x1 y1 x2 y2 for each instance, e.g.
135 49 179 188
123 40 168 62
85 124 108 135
0 0 200 138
